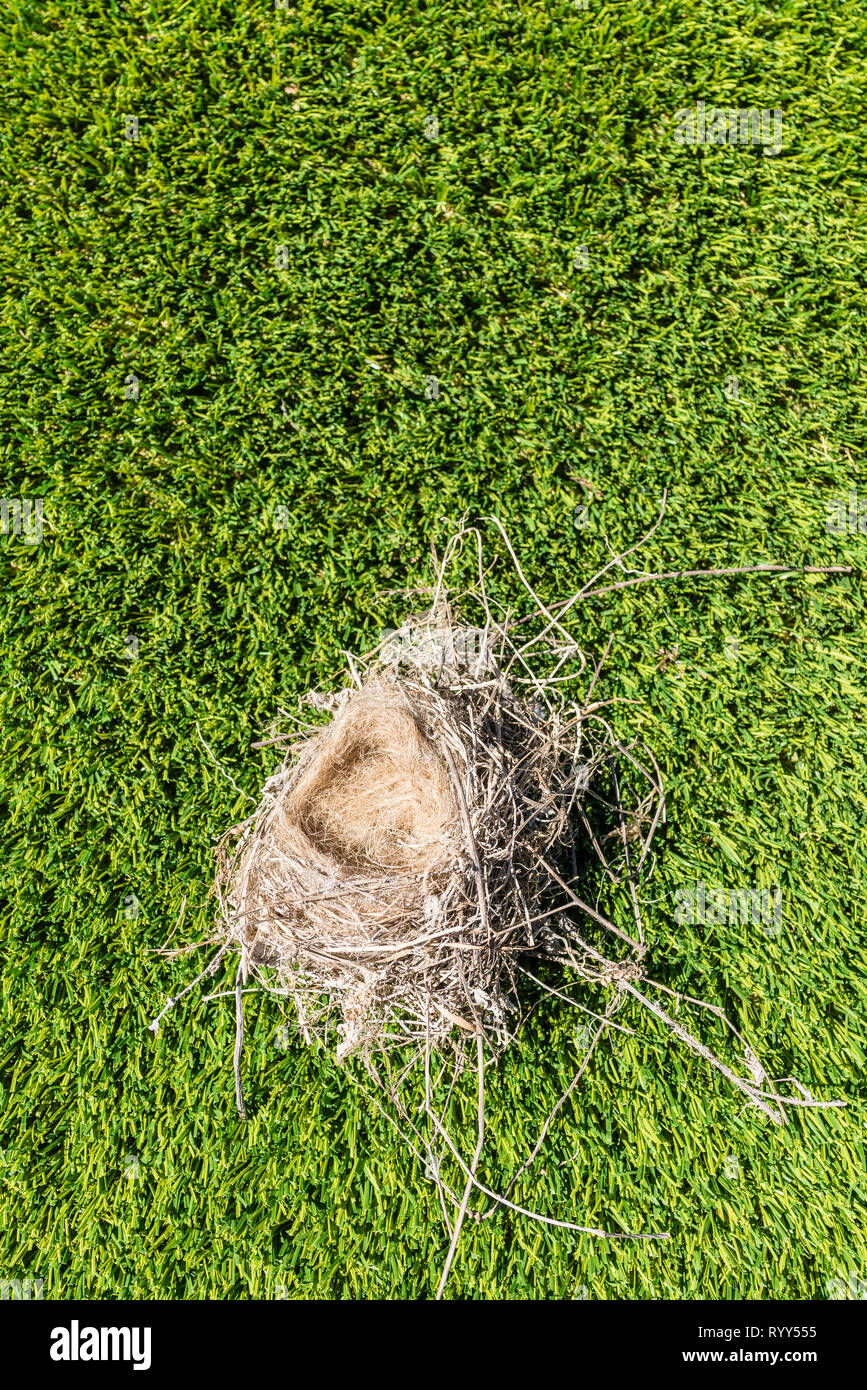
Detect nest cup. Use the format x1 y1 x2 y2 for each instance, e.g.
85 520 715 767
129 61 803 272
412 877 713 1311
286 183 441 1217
284 679 459 882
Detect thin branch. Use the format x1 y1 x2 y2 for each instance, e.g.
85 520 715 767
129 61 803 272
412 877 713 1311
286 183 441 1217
436 1035 485 1299
234 962 247 1121
579 563 852 601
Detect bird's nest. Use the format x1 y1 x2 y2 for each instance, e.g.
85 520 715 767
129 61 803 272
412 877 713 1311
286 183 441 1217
149 515 845 1293
218 630 608 1064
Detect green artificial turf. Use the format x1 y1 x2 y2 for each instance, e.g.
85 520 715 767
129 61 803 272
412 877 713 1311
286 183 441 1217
1 0 866 1300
